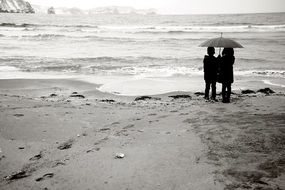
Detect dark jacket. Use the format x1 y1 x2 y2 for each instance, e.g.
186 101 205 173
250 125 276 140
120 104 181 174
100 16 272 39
203 55 218 82
219 55 235 83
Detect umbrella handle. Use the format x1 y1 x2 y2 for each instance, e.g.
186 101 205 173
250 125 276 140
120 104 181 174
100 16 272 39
219 32 223 55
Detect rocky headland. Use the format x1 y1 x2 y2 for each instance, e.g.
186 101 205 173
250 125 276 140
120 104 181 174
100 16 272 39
0 0 34 13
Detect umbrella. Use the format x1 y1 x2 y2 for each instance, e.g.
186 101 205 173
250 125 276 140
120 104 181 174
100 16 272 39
199 33 243 48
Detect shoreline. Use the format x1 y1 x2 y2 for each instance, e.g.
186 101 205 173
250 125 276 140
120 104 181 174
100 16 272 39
0 73 284 96
0 78 284 190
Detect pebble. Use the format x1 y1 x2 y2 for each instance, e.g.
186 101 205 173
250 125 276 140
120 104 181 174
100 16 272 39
115 153 125 159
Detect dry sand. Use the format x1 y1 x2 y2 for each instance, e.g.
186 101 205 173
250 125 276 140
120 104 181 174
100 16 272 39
0 79 284 190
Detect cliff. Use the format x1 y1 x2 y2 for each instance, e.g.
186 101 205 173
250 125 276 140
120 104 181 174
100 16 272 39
32 5 157 15
0 0 34 13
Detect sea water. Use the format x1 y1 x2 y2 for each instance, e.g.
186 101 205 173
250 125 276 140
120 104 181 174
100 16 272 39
0 13 284 95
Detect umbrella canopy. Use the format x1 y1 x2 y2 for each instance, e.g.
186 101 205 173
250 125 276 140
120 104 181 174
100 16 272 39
199 35 243 48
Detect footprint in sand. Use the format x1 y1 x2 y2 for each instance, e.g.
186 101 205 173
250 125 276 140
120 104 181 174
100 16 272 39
29 152 43 161
157 115 169 119
57 139 74 150
14 114 24 117
99 128 111 132
123 124 135 129
35 173 54 182
149 120 159 123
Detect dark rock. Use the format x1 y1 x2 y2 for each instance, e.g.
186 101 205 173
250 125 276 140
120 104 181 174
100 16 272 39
18 147 25 150
69 94 85 98
241 89 256 94
194 92 205 96
115 153 125 159
47 7 55 14
134 96 161 101
71 92 78 94
253 180 269 185
50 93 57 97
57 139 74 150
101 99 115 103
169 95 192 99
257 88 275 94
224 169 267 183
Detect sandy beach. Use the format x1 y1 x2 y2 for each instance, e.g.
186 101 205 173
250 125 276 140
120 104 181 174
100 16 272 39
0 79 284 190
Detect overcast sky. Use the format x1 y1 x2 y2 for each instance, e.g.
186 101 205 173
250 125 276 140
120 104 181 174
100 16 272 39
29 0 285 14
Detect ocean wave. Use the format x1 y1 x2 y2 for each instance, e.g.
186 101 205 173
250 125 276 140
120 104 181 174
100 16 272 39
0 23 35 27
20 34 65 39
27 65 82 72
0 22 99 28
2 22 285 33
235 70 285 78
210 22 255 26
252 70 285 77
69 56 131 63
70 56 201 63
237 58 268 63
0 65 19 71
127 25 285 33
2 33 207 43
25 65 285 78
85 67 285 78
262 80 285 88
8 33 135 41
1 61 285 80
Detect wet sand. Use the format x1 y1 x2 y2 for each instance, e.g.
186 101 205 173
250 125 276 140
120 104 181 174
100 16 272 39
0 79 284 190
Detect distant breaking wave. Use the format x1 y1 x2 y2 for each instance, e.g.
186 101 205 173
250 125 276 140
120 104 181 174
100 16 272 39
3 33 209 43
132 25 285 33
0 23 98 28
0 23 34 27
252 70 285 77
21 34 65 38
1 22 285 33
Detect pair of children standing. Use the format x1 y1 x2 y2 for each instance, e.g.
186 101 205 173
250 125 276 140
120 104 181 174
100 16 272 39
203 47 235 103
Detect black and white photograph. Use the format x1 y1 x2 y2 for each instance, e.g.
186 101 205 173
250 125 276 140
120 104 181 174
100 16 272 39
0 0 284 189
